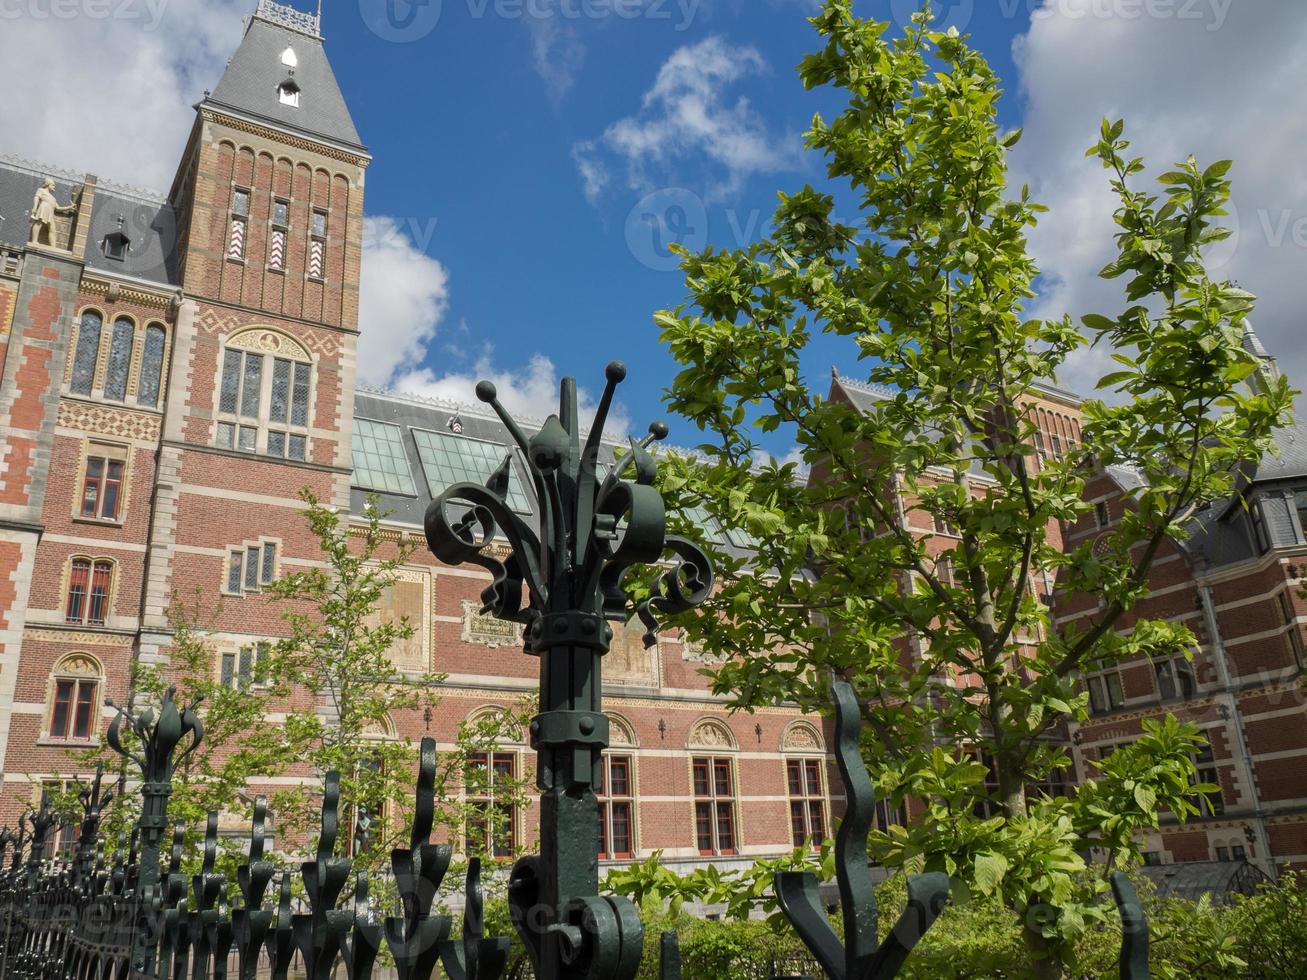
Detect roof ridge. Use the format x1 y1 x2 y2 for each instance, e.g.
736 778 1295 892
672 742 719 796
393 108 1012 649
832 373 898 400
356 382 631 444
0 153 166 204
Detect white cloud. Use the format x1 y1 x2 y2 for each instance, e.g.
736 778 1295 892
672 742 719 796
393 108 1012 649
0 0 246 191
524 15 587 103
393 353 632 434
357 217 451 386
1009 1 1307 395
574 35 795 204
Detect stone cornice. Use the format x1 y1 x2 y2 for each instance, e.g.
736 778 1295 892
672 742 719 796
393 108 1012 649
199 105 371 169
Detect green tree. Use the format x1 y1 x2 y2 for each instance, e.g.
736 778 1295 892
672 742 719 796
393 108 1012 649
66 592 286 870
655 2 1293 975
262 491 533 868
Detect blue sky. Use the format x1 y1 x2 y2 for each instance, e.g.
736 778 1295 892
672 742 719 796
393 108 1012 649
4 0 1303 453
346 0 1037 441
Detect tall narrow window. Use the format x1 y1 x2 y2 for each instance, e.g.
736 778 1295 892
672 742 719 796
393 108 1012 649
70 311 102 395
1087 670 1124 715
229 189 249 261
309 209 327 280
1156 657 1195 701
65 559 90 624
220 642 269 690
80 452 125 522
466 752 516 859
65 559 112 626
1295 489 1307 543
1250 500 1270 553
1279 591 1304 670
49 677 97 741
1193 745 1224 816
598 755 634 860
692 757 736 855
786 758 826 849
1095 501 1110 528
137 324 166 408
269 200 289 271
225 541 277 595
103 317 134 402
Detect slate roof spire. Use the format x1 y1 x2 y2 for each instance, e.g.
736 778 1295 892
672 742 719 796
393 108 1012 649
1240 319 1281 394
204 0 365 153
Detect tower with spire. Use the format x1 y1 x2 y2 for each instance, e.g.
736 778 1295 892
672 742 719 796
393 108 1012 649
138 0 370 652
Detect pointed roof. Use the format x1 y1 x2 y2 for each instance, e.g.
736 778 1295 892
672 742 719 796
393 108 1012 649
205 1 365 154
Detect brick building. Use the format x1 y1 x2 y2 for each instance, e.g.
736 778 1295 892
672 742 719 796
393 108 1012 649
0 0 829 872
1059 335 1307 877
1 0 1304 883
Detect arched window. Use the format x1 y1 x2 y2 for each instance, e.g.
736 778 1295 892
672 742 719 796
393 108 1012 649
103 317 135 402
70 310 102 395
137 324 167 408
215 330 312 460
65 557 113 626
46 654 103 743
782 722 828 850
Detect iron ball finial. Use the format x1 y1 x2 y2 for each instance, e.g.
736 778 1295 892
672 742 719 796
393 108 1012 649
606 360 627 383
649 421 669 441
475 380 497 403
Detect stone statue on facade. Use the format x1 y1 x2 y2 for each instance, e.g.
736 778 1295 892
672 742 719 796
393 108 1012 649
29 178 75 247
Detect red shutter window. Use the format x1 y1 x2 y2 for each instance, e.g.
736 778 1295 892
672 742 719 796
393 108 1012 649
598 755 634 860
81 457 124 521
87 561 112 626
692 757 736 856
787 758 826 849
49 678 98 741
81 457 103 517
65 560 91 624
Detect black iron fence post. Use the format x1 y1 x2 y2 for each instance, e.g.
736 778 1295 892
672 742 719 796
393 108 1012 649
425 363 712 979
105 684 203 977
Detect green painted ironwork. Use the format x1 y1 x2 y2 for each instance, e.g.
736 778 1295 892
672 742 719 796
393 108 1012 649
776 678 952 979
424 362 714 979
1112 871 1151 980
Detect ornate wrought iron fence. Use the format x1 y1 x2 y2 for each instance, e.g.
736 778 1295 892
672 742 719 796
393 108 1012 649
0 365 1152 979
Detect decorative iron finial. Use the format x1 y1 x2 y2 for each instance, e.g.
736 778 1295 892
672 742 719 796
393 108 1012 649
425 363 713 979
293 771 355 980
776 678 951 979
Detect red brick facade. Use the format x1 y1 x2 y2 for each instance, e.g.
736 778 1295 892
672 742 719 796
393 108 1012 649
0 5 826 873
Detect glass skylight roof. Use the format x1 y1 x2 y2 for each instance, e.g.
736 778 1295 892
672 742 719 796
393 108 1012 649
412 429 532 513
351 418 416 494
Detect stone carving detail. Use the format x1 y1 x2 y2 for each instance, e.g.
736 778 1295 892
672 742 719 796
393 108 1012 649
25 629 124 647
58 401 161 442
29 179 76 248
197 308 341 358
54 653 102 677
782 721 824 753
226 328 310 361
607 714 636 747
680 631 726 665
688 718 736 750
364 567 430 673
606 618 660 688
461 601 523 648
